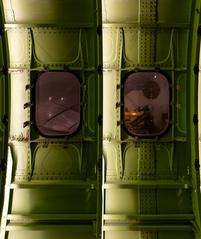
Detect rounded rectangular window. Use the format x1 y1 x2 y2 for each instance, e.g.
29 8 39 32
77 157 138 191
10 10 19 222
124 72 169 137
35 72 80 137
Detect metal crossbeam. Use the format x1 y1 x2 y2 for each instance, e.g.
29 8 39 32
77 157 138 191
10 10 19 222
103 214 194 221
7 214 97 221
6 223 94 231
103 223 194 231
103 180 192 189
10 180 97 189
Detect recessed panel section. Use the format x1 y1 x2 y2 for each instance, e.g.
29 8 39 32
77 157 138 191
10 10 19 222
102 0 138 23
11 189 96 214
158 0 192 24
32 28 80 65
3 0 95 24
32 145 81 179
105 189 138 214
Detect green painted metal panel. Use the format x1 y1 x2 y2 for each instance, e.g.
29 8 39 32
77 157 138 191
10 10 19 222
0 0 201 239
103 0 201 239
0 0 102 239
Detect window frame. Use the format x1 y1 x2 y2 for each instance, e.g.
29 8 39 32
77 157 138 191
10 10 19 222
33 71 82 138
122 71 170 138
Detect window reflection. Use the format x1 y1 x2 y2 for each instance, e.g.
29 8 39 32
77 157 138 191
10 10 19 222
124 72 169 137
35 72 80 137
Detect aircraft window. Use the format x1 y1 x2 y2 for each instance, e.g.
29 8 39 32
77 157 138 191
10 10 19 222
35 72 80 137
124 72 169 137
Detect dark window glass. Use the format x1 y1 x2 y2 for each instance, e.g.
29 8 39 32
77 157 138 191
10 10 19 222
124 72 169 137
35 72 80 137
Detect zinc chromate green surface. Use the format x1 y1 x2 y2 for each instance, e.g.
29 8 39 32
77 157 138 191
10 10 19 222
0 0 102 239
102 0 201 239
0 1 201 239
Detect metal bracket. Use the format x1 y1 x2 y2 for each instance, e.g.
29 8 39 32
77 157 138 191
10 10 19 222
116 102 121 108
23 121 30 128
117 121 121 126
25 84 34 90
24 102 33 109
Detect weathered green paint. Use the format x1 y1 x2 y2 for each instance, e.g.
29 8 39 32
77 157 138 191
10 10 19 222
103 0 201 239
0 0 102 239
0 1 201 239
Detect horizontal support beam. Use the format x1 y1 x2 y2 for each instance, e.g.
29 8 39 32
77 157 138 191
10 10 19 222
4 22 190 30
104 214 194 221
103 67 187 72
103 22 190 29
103 136 187 143
5 23 95 29
6 223 93 231
121 67 187 73
30 137 97 143
7 214 97 221
104 180 192 189
103 223 193 231
10 180 97 189
8 67 96 73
